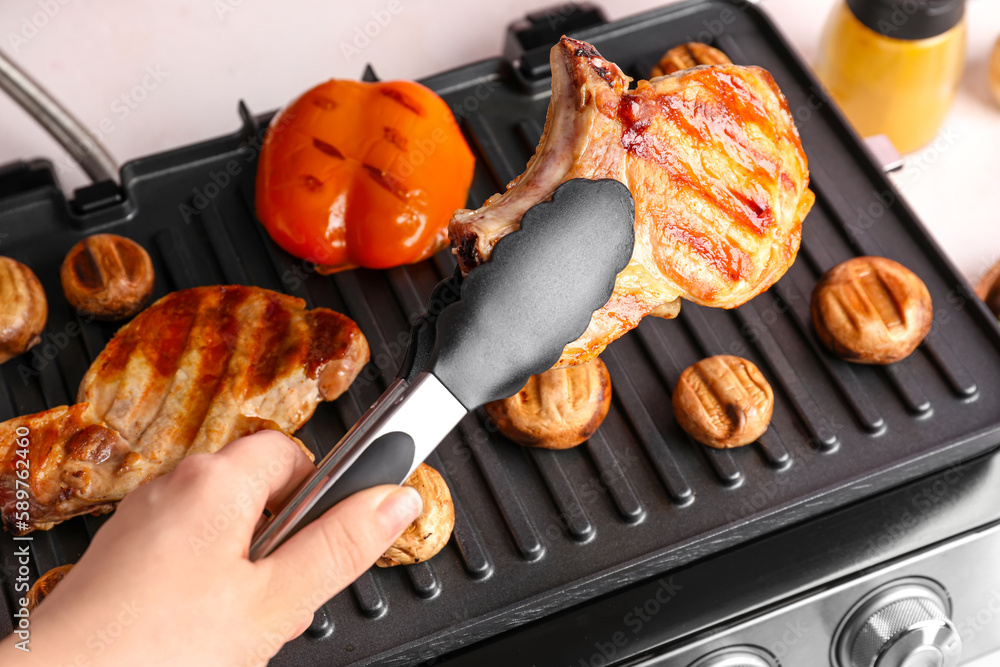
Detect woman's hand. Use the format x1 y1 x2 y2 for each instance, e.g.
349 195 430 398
2 430 423 666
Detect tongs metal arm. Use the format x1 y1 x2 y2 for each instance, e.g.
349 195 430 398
0 48 118 184
249 269 466 560
248 372 466 560
249 178 636 562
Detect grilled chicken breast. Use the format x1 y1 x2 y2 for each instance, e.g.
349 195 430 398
450 37 814 366
1 286 369 533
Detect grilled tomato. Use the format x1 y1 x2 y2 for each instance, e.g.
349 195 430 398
255 79 475 273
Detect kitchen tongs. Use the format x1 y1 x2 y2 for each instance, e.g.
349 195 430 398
249 179 635 560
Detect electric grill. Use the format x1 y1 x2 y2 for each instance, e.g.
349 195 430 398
3 1 1000 665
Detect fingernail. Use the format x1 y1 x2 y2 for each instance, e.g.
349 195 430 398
378 486 423 536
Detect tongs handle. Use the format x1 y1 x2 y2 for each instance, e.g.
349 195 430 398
249 178 636 560
249 373 465 560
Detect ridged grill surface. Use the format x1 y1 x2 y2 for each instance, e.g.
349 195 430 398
2 2 1000 666
851 598 947 667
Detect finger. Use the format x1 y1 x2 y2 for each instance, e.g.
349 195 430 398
261 444 316 514
216 430 313 499
260 484 422 617
212 430 315 529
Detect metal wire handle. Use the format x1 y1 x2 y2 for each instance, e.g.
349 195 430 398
0 47 118 184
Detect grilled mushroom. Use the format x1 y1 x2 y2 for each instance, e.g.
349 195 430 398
811 256 932 364
377 463 454 567
976 257 1000 318
0 256 47 364
26 563 74 611
651 42 731 78
60 234 155 321
673 355 774 449
484 358 612 449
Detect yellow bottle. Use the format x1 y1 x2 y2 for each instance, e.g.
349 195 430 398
815 0 966 154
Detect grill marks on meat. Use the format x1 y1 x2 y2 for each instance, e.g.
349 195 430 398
0 406 282 532
449 37 814 367
1 286 369 533
1 405 133 531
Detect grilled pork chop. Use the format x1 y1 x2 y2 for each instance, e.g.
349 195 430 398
0 286 369 533
450 37 815 366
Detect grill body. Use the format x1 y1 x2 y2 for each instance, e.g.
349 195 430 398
2 2 1000 665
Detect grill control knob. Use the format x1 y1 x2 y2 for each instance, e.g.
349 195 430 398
687 646 776 667
834 580 962 667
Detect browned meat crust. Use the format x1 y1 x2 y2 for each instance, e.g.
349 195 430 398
449 37 814 367
1 286 369 533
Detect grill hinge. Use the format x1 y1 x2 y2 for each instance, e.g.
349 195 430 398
504 3 607 79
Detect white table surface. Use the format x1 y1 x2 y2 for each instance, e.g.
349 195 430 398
2 1 1000 664
1 0 999 285
1 0 999 283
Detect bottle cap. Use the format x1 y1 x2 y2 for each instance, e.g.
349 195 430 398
846 0 964 40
